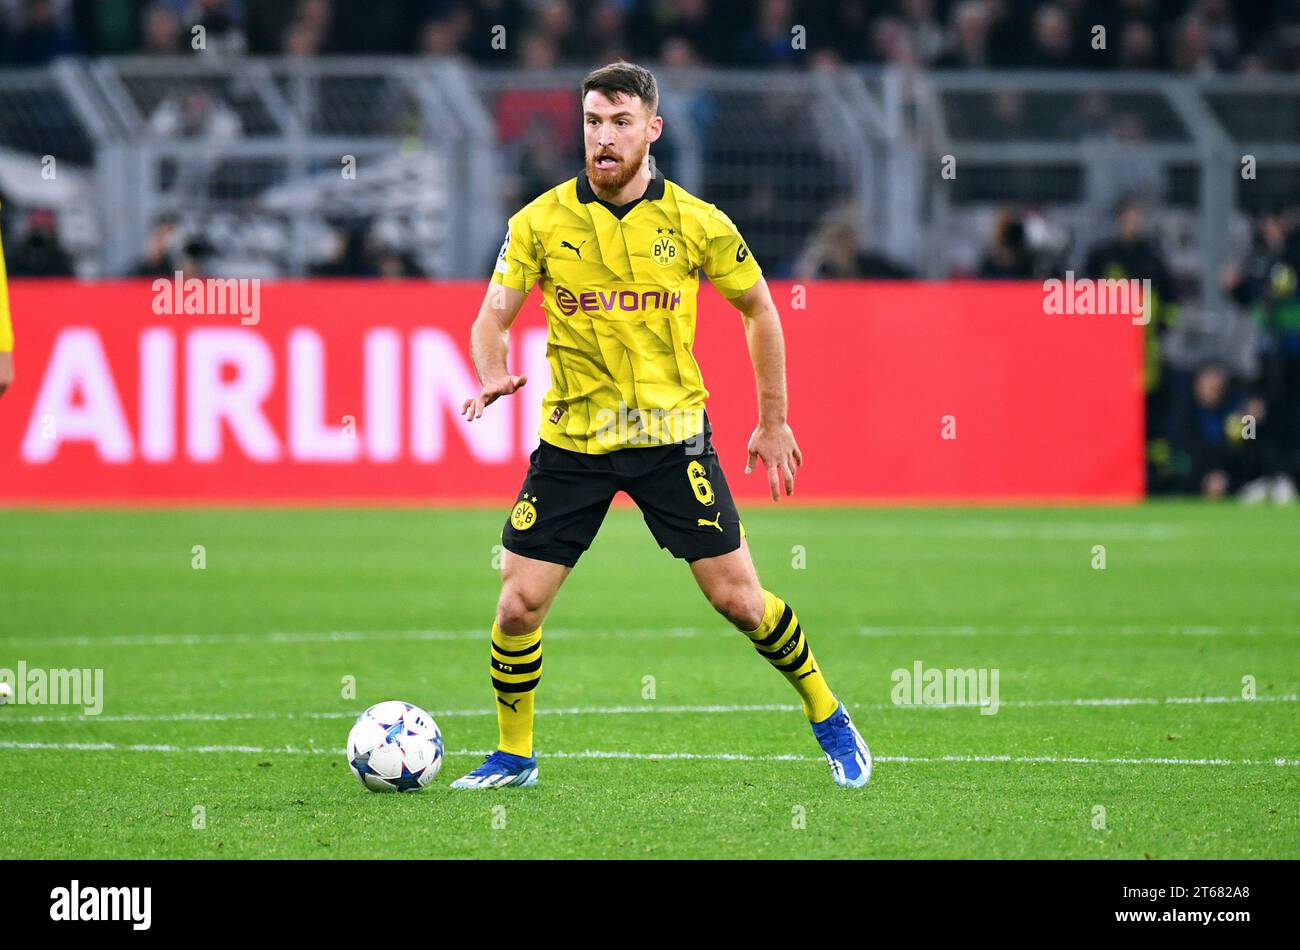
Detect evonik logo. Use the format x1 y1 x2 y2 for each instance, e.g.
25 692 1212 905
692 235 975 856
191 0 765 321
555 285 682 317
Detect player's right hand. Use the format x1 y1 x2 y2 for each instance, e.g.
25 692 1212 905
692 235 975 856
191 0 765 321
461 374 527 421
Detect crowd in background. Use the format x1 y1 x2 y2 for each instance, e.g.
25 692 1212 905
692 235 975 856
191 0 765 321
1 0 1299 73
2 0 1298 499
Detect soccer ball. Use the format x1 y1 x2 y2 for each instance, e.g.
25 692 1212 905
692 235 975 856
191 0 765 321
346 701 444 792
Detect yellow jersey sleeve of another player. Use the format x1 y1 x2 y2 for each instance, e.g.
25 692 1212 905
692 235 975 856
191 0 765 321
701 205 762 299
0 220 13 353
490 208 543 294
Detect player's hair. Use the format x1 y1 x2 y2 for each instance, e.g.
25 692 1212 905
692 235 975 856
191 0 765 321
581 61 659 116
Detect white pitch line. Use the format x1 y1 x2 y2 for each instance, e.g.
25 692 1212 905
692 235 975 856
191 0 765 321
857 624 1291 637
0 740 1295 767
813 523 1183 541
4 622 1294 648
3 693 1296 724
0 627 724 648
1 703 799 724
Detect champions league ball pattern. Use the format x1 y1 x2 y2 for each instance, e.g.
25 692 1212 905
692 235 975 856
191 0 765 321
347 701 444 793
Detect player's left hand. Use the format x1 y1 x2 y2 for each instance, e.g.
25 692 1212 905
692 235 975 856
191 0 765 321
745 422 802 502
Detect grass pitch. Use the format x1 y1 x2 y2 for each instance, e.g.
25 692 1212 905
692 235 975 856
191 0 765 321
0 502 1296 859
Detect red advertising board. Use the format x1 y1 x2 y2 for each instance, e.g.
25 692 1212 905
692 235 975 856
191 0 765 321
0 279 1143 504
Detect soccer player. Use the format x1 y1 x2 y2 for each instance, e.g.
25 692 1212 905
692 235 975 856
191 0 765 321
0 217 13 400
454 62 871 789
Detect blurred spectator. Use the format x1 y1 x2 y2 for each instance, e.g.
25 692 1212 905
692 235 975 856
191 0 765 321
370 240 424 279
986 0 1031 68
131 215 182 277
508 111 576 210
325 0 419 54
1084 195 1186 493
988 88 1029 138
1197 0 1239 69
529 0 590 67
660 34 701 67
1224 208 1294 311
871 16 919 67
148 88 241 140
71 0 140 55
1024 4 1082 69
6 208 75 276
1224 208 1300 502
936 1 991 69
1175 363 1282 499
244 0 302 54
1116 19 1160 70
311 225 369 277
0 0 1295 70
311 222 424 278
176 233 216 278
1182 363 1234 497
898 0 945 66
147 89 242 200
420 6 473 58
282 16 324 56
734 0 801 68
795 215 913 280
461 0 528 64
1083 196 1176 310
1169 14 1217 75
141 0 183 54
629 0 720 65
187 0 246 55
977 211 1045 278
7 0 80 64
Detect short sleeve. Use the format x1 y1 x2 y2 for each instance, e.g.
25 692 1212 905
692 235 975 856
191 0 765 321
701 206 761 299
490 210 542 294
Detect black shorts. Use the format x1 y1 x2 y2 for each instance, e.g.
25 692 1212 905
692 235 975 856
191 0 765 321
501 416 745 567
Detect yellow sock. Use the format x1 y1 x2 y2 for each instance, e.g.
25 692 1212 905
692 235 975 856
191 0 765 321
490 621 542 757
743 590 838 722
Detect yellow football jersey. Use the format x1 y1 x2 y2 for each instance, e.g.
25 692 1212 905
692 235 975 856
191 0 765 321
0 220 12 353
491 167 762 453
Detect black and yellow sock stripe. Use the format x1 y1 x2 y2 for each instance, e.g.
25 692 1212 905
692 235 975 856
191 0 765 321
491 622 541 757
751 600 813 676
743 590 839 722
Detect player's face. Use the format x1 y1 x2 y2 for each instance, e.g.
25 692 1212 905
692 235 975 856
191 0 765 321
583 90 662 191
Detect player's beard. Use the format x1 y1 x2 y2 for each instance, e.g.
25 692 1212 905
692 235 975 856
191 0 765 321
586 138 650 194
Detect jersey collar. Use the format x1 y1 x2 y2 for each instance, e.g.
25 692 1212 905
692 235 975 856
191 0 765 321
576 166 666 220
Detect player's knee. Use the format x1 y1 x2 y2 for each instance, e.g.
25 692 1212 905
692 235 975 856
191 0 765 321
710 584 764 631
496 588 547 636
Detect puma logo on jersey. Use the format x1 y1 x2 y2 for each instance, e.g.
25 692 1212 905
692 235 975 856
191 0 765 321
560 239 587 259
497 696 522 713
697 513 723 532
